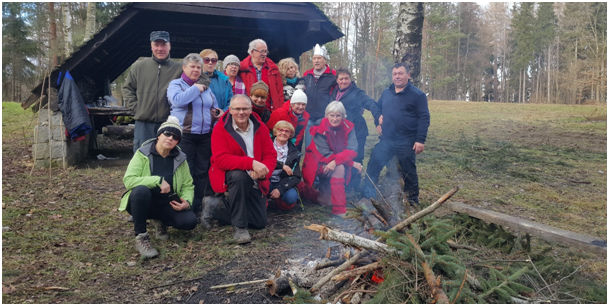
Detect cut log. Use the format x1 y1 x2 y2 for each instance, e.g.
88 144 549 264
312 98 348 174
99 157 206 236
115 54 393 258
102 125 134 139
447 201 606 257
305 224 398 255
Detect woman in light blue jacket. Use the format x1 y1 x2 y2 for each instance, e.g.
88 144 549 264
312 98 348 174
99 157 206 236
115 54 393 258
167 53 223 219
200 48 233 111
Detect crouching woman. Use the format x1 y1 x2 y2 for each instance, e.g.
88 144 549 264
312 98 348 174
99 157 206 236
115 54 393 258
118 116 197 258
302 101 362 216
268 120 302 210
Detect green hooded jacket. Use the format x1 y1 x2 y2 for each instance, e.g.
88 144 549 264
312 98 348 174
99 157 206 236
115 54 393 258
119 139 194 211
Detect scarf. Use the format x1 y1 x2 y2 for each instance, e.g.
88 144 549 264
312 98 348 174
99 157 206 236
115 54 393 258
335 84 351 101
286 77 298 85
181 73 196 86
252 103 267 116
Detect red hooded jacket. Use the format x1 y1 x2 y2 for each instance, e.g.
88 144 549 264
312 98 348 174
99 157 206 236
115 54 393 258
266 101 310 148
239 55 284 112
302 118 357 188
209 111 277 194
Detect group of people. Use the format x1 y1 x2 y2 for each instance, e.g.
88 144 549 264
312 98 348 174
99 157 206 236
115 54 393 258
119 31 430 258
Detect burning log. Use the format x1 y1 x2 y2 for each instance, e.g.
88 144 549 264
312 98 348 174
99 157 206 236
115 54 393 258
330 262 382 282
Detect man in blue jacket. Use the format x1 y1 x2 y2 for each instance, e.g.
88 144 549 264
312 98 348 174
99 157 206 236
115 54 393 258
363 62 430 206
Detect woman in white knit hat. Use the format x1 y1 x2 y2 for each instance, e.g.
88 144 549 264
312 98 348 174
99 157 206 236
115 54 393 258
118 115 197 258
266 88 310 151
222 54 246 96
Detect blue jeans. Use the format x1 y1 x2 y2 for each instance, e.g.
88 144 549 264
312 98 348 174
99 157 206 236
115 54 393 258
133 121 162 152
269 182 299 204
364 139 419 203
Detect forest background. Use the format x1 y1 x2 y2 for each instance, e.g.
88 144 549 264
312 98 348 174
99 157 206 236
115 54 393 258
2 2 606 105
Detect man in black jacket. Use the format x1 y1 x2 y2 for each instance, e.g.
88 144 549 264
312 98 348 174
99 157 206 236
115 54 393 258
363 63 430 206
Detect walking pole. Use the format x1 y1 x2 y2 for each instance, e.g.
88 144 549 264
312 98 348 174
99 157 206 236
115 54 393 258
362 168 391 209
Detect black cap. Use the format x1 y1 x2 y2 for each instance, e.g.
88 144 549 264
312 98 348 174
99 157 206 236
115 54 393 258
150 31 170 42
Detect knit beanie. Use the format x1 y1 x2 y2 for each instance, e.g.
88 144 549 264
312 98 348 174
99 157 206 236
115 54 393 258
290 89 307 105
157 115 182 141
250 81 269 96
223 54 240 71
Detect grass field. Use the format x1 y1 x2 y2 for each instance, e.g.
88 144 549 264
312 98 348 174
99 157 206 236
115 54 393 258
2 100 606 303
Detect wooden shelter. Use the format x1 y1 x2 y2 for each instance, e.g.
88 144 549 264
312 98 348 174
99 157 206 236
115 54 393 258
22 2 343 109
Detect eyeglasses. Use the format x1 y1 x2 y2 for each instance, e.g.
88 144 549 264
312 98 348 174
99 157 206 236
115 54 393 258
253 95 267 100
162 131 180 141
252 49 268 55
203 57 218 64
276 128 292 134
231 107 252 113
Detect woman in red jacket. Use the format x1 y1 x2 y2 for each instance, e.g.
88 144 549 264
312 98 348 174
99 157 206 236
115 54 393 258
302 101 362 216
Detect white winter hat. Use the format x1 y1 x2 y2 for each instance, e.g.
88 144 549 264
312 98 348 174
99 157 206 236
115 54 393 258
290 89 307 105
157 115 182 140
313 44 329 60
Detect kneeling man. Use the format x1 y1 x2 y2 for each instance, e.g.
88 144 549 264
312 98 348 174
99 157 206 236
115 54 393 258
203 94 276 244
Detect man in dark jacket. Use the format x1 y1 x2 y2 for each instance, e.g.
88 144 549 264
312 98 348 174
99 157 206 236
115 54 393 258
122 31 182 152
203 95 277 244
331 68 380 191
363 63 430 206
302 44 336 149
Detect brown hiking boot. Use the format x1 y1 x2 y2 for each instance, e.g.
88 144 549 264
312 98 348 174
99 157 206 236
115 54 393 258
233 227 251 244
152 220 168 240
135 232 159 258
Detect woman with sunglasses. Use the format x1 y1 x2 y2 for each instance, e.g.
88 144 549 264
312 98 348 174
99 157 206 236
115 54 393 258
200 49 233 111
119 116 197 258
268 120 301 211
167 53 223 221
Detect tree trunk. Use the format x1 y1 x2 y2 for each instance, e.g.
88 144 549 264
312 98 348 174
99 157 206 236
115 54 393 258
49 2 58 67
84 2 96 41
393 2 424 87
62 2 72 59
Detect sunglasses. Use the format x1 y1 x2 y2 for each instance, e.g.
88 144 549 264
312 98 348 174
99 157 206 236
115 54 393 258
162 131 180 141
203 57 218 64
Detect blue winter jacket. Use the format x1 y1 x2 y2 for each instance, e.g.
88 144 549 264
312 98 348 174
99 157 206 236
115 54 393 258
209 71 233 111
167 78 218 134
378 82 430 144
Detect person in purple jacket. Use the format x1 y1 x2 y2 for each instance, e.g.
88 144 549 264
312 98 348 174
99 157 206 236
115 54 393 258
363 62 430 206
167 53 223 220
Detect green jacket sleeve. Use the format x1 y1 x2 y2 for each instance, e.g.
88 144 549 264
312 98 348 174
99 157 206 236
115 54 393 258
122 65 138 110
175 160 195 207
123 152 162 191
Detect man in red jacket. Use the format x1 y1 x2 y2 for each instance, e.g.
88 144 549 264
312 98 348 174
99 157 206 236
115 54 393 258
203 94 277 244
239 38 284 112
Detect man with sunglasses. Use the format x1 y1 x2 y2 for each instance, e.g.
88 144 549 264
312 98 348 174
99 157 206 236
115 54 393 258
123 31 182 152
239 38 284 112
204 95 277 244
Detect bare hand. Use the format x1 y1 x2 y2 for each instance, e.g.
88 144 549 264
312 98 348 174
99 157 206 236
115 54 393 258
252 160 269 179
378 115 383 125
160 179 171 194
352 162 363 173
270 189 280 199
213 108 224 119
376 125 382 135
323 160 337 175
413 142 425 154
194 83 207 92
169 198 190 211
282 164 293 176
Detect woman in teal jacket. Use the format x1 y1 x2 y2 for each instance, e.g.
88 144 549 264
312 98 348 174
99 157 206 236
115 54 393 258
119 116 196 258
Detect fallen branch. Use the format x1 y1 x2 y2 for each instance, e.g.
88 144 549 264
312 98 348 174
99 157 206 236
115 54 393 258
310 251 368 292
451 269 468 303
405 233 450 304
210 279 268 290
315 258 346 270
331 262 381 282
35 286 69 291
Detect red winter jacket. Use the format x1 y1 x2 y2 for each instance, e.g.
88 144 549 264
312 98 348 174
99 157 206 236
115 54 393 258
302 118 357 188
266 101 310 148
239 55 284 112
209 111 277 194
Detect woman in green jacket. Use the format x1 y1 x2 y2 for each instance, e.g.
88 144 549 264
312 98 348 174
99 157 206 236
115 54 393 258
119 116 197 258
